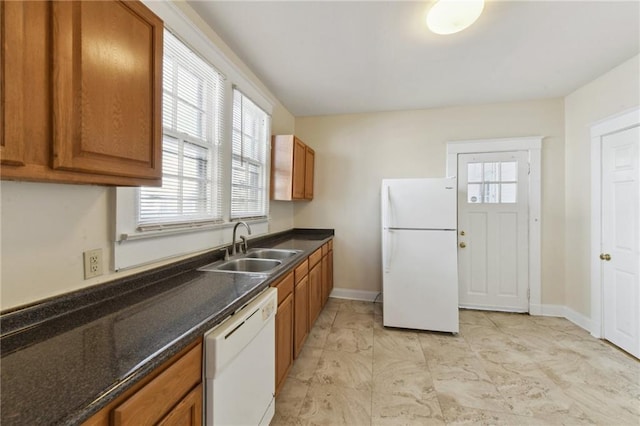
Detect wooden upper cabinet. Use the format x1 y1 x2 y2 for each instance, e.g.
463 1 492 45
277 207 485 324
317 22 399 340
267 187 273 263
51 0 162 180
292 138 306 199
271 134 315 201
0 1 26 167
0 0 163 186
304 146 315 200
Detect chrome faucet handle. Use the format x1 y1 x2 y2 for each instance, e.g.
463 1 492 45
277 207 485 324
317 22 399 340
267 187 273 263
221 247 230 260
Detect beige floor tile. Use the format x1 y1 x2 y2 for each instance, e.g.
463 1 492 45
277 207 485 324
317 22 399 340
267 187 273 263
333 311 374 331
495 375 576 418
372 392 445 425
373 356 435 399
276 306 640 425
297 383 371 426
339 300 375 314
438 396 546 426
323 297 347 312
374 327 425 362
459 309 495 327
433 376 511 413
305 325 331 349
373 302 383 316
289 346 324 383
275 377 310 419
313 349 373 391
324 327 373 354
314 308 337 329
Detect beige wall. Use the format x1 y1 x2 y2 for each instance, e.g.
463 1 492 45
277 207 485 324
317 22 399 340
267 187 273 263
564 54 640 317
294 99 566 305
0 3 295 311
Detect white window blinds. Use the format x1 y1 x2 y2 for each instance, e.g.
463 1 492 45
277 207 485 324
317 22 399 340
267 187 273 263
231 89 270 219
138 29 225 228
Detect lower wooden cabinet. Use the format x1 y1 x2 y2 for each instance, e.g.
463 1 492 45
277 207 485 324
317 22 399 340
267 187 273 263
308 262 322 327
275 293 294 395
293 275 309 358
157 384 202 426
83 340 203 426
272 272 294 396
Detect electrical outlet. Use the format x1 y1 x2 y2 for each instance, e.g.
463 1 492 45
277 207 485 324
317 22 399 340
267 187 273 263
83 249 103 279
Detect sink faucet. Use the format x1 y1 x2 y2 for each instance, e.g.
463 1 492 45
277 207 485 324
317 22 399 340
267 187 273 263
231 221 252 255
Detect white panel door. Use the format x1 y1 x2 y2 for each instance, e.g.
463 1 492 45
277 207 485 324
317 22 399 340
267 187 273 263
602 125 640 358
457 151 529 311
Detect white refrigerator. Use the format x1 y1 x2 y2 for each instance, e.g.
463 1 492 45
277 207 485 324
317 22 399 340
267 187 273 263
381 178 459 333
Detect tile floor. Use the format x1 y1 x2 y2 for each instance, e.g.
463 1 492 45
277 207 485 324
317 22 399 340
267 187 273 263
271 298 640 425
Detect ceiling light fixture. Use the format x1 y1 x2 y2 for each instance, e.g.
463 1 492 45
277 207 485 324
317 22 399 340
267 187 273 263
426 0 485 35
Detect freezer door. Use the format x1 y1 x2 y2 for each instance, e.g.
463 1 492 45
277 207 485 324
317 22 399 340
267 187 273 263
382 229 459 332
382 178 456 230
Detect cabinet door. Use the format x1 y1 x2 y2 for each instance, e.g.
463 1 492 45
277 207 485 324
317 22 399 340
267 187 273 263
275 293 294 396
0 1 26 166
321 254 329 306
308 262 322 328
293 275 309 358
305 147 315 200
292 138 306 199
328 250 334 294
51 0 162 180
113 343 202 425
157 384 202 426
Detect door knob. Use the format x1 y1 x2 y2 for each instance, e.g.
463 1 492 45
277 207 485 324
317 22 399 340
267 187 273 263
459 242 466 248
599 253 611 261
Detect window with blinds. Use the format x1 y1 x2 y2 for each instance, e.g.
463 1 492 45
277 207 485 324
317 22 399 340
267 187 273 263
231 89 270 219
138 30 225 229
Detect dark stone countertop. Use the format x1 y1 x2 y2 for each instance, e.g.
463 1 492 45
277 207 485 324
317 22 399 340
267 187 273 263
0 228 333 425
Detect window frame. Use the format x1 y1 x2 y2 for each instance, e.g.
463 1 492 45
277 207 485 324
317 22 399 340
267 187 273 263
114 1 275 271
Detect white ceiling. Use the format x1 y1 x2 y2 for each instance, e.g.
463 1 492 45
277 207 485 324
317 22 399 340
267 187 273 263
187 1 640 117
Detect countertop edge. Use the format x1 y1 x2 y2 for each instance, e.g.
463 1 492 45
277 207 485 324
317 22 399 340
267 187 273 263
9 229 334 425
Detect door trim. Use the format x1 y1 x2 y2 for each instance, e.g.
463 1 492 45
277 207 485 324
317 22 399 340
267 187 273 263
590 107 640 339
446 136 542 314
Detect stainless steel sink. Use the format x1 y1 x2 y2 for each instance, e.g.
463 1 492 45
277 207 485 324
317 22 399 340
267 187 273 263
245 248 302 260
199 258 282 274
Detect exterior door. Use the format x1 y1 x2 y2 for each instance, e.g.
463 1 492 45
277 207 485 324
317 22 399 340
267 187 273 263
457 151 529 311
601 125 640 358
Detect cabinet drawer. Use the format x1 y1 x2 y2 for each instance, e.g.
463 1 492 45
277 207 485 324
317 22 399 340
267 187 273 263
113 343 202 425
272 271 294 305
309 248 322 267
295 259 308 283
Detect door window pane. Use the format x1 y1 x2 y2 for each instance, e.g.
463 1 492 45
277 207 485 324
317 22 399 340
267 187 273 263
467 163 482 183
483 162 499 181
467 183 482 203
501 162 517 181
483 183 500 203
501 183 517 203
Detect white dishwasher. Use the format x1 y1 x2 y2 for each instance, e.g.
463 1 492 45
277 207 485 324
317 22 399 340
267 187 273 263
204 287 277 426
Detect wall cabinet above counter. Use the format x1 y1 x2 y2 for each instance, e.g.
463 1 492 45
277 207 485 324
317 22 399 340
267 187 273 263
271 135 315 201
0 0 163 187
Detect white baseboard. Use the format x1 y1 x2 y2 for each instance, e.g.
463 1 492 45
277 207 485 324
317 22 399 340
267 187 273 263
563 306 593 331
330 288 381 303
536 304 592 332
